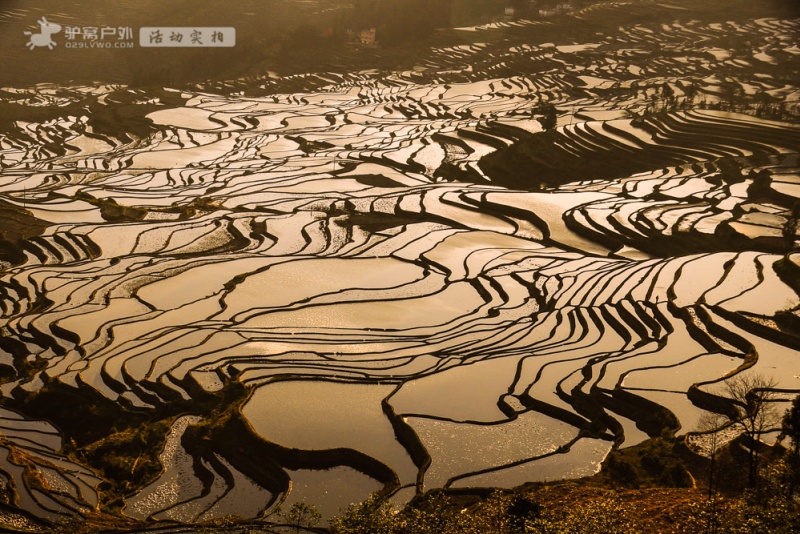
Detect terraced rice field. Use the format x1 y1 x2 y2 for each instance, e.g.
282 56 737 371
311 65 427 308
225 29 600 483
0 0 799 529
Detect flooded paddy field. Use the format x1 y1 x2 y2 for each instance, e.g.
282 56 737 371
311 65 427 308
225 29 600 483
0 0 799 530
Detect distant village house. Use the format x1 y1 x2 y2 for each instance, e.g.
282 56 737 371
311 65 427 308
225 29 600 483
359 27 377 46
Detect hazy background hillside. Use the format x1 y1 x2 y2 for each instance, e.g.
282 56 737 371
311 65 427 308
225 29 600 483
0 0 516 87
2 0 797 88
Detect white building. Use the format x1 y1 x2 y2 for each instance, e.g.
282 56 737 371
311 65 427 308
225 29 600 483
359 27 377 46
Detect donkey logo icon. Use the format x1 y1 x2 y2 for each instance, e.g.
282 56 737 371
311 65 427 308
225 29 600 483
25 17 61 50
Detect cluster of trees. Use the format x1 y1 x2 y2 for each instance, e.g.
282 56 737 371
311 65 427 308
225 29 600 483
642 80 797 122
697 375 800 494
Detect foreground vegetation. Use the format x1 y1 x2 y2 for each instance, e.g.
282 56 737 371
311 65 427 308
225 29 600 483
46 456 800 534
329 486 798 534
328 398 800 533
40 394 800 533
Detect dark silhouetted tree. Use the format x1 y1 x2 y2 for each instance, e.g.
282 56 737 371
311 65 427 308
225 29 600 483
280 501 322 533
782 394 800 496
330 493 397 534
697 412 729 498
539 104 558 130
722 374 780 487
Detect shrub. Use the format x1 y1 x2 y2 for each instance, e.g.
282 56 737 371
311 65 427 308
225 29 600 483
329 493 398 534
677 492 800 534
279 502 321 533
606 453 640 488
527 494 643 534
